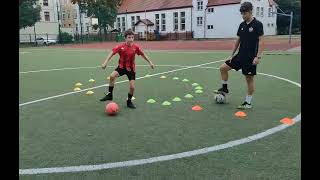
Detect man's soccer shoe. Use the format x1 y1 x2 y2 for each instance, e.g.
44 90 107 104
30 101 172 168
214 87 229 95
237 101 252 109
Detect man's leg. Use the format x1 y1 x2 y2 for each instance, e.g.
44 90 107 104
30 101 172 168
100 71 119 101
215 55 242 94
237 64 256 109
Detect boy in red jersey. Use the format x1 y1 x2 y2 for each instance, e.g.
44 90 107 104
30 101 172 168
100 29 154 109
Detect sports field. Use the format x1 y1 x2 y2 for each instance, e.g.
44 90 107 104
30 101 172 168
19 45 300 179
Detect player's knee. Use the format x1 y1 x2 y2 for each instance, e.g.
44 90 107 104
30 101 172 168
130 86 135 91
220 64 227 72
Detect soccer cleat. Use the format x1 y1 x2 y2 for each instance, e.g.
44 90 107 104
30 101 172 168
99 92 113 101
237 101 252 109
214 87 229 95
127 100 136 109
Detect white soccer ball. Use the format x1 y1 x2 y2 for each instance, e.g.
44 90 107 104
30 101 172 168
214 93 226 104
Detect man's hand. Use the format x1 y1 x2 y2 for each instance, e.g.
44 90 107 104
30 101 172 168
252 57 260 65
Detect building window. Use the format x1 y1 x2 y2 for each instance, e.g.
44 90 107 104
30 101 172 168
256 7 260 17
68 13 70 18
173 12 178 31
131 16 135 31
197 0 203 11
136 16 140 21
261 7 264 17
44 12 50 21
272 7 276 17
180 12 185 31
74 9 77 19
43 0 48 6
208 8 214 13
271 23 274 27
207 25 213 29
155 14 160 31
122 17 126 32
268 7 272 17
197 17 203 26
117 17 121 31
76 23 78 33
62 13 65 20
161 13 166 31
268 23 270 27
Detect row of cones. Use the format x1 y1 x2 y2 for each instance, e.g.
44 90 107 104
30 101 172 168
73 79 96 95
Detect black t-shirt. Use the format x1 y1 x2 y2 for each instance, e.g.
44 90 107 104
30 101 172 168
237 18 264 63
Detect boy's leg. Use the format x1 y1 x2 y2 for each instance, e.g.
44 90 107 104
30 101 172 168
126 71 136 109
100 71 119 101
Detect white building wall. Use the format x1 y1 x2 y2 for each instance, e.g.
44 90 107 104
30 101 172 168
115 7 192 34
205 4 241 38
192 0 208 38
112 0 277 39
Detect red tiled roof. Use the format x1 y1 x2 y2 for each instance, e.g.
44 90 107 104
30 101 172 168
118 0 193 14
268 0 278 6
135 19 154 26
207 0 241 7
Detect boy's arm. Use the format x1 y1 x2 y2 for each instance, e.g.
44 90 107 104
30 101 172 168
101 51 115 69
141 54 154 69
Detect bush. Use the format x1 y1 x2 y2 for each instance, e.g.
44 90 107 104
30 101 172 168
58 32 73 43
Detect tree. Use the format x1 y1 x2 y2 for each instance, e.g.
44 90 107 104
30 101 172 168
71 0 122 38
275 0 301 34
19 0 41 29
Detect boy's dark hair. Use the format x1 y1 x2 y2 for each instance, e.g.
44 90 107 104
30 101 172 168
124 29 134 37
240 2 253 12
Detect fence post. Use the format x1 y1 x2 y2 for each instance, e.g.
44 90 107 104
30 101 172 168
46 33 48 42
29 34 32 43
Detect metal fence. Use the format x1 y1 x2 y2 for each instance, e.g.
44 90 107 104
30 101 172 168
19 31 194 47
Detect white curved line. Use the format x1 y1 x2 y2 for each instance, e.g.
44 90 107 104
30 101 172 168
19 63 301 175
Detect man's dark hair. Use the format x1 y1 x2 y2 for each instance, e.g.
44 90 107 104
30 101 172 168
124 29 134 37
240 2 253 12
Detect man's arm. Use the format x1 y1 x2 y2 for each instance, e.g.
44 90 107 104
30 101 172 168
226 36 240 61
231 36 241 56
101 51 115 69
256 35 264 58
253 35 264 65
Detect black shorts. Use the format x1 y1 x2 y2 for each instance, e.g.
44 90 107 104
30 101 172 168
115 67 136 80
225 54 257 75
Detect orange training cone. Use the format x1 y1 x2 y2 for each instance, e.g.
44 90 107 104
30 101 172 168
280 117 294 125
235 111 247 118
192 105 203 111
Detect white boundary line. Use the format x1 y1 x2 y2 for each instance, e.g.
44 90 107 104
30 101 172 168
19 63 301 175
19 60 225 106
19 65 216 74
20 113 300 175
